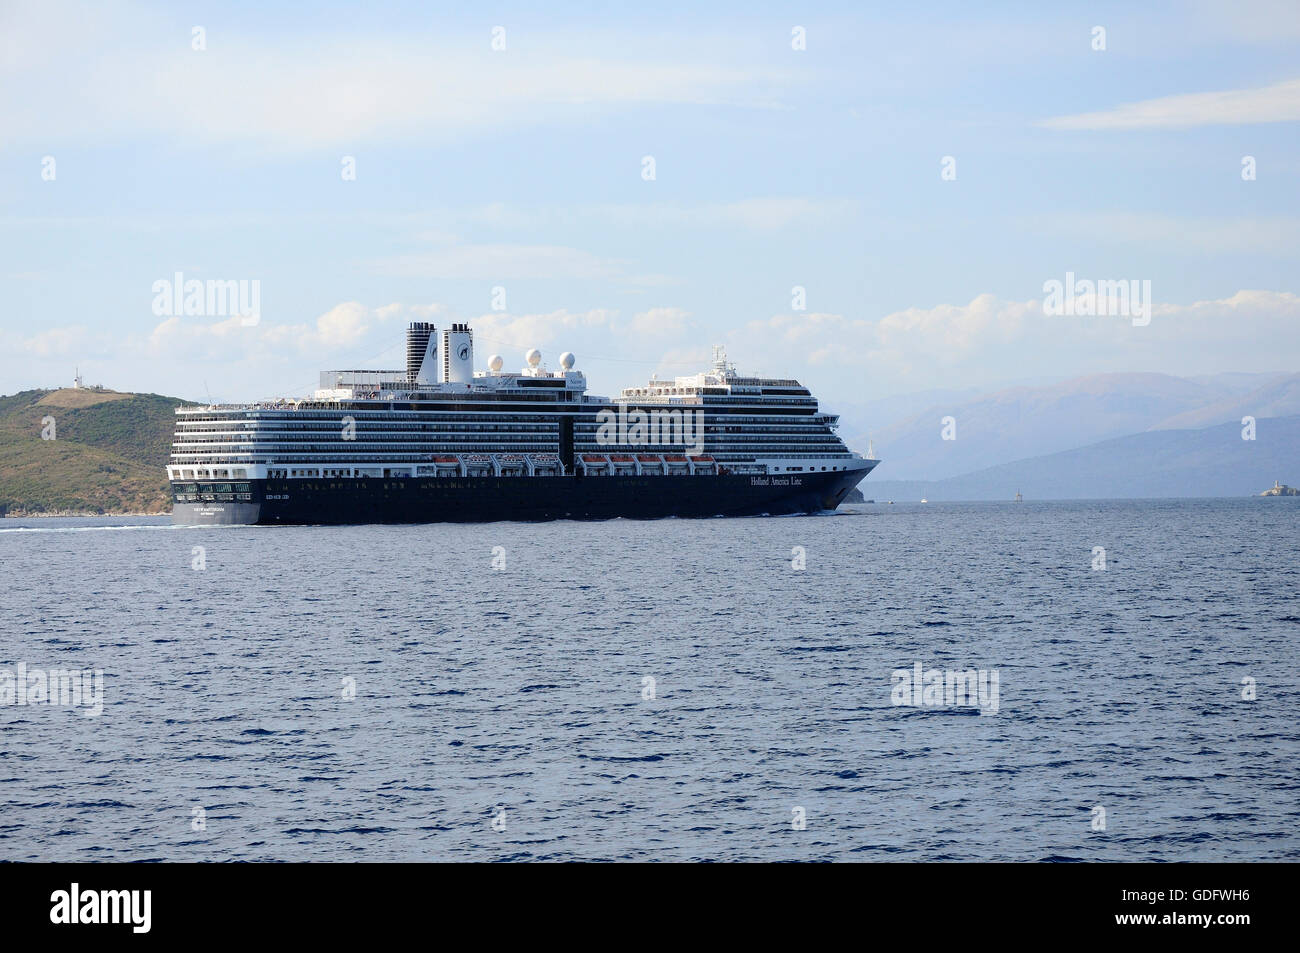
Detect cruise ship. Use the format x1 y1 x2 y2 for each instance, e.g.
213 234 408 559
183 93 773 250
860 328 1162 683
168 322 878 524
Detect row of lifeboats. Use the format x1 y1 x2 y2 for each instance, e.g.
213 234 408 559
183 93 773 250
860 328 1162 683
412 452 719 477
417 453 563 477
578 453 716 476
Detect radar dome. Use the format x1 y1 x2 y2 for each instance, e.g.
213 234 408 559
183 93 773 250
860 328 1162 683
559 352 575 370
488 354 504 372
525 348 542 367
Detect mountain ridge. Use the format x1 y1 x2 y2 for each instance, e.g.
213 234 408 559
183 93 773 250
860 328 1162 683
3 373 1297 515
0 388 195 515
861 414 1300 502
842 370 1300 481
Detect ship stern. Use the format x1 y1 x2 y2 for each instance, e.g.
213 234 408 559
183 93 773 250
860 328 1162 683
169 471 264 525
172 501 262 525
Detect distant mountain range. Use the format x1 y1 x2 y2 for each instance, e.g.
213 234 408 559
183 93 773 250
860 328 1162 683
0 388 191 515
862 415 1300 502
1152 374 1300 431
1 371 1296 515
836 370 1299 482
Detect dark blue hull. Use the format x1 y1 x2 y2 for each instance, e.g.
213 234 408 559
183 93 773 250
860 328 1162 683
172 468 873 525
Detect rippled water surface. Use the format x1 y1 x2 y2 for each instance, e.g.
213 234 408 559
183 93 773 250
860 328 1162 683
2 499 1297 861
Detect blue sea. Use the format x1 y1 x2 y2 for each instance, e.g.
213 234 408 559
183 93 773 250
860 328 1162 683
1 499 1297 861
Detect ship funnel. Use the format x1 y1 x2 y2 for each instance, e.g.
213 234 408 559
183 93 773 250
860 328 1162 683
406 322 437 384
441 324 474 384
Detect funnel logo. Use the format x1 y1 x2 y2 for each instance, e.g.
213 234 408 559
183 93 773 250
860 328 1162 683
458 344 469 361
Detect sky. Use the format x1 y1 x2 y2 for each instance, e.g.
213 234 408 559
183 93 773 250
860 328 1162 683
1 0 1298 406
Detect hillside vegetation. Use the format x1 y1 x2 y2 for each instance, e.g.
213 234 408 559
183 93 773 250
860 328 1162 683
0 388 195 515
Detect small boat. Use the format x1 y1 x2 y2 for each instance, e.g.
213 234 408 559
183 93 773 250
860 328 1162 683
1014 490 1023 502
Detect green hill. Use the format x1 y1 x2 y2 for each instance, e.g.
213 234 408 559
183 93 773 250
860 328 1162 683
0 388 196 516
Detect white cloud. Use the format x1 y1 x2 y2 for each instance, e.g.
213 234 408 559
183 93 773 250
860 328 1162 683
143 301 409 362
10 291 1299 406
594 198 855 231
1038 78 1300 130
302 302 373 349
1024 212 1300 255
626 307 691 335
371 239 626 281
128 301 690 378
1153 287 1300 320
387 199 850 236
445 309 616 365
1189 0 1300 45
0 198 851 238
0 3 788 152
15 325 109 358
740 290 1300 398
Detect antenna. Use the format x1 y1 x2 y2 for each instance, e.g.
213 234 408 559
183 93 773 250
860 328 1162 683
710 344 735 378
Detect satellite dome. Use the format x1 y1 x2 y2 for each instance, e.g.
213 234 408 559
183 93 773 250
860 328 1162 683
559 351 575 370
488 354 504 372
525 348 542 367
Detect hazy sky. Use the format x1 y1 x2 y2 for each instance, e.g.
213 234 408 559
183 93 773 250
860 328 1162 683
1 0 1298 404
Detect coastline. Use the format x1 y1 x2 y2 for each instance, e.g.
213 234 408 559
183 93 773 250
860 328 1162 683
2 510 169 518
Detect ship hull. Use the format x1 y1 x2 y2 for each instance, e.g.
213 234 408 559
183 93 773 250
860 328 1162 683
172 467 874 526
